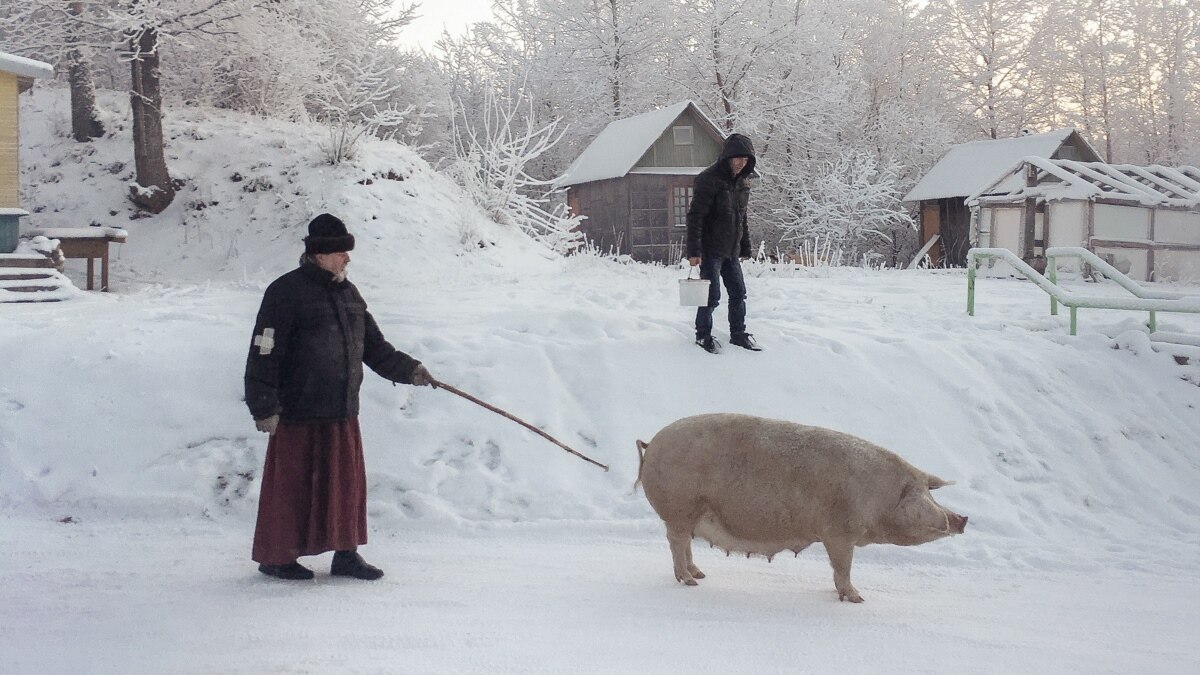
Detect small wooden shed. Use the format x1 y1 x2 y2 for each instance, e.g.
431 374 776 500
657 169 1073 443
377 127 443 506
904 129 1101 266
0 51 54 253
556 101 726 263
968 158 1200 282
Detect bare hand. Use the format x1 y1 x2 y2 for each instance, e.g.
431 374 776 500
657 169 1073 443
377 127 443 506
255 414 279 436
688 257 701 266
410 364 435 387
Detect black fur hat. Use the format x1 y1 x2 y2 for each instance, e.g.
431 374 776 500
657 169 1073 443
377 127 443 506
304 213 355 255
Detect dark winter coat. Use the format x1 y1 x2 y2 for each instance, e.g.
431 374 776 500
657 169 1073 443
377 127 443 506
244 260 420 422
686 133 757 260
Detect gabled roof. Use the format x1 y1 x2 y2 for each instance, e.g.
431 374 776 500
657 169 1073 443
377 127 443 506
555 101 725 188
968 158 1200 208
903 129 1101 202
0 52 54 80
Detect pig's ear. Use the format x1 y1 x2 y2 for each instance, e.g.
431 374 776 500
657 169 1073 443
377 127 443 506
926 474 956 490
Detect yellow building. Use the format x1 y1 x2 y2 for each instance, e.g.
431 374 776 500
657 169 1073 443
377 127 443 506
1 51 54 253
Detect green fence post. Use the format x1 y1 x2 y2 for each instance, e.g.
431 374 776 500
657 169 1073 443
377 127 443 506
1149 310 1157 333
967 256 976 316
1070 306 1078 335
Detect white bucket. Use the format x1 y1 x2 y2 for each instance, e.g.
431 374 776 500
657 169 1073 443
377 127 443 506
679 277 711 306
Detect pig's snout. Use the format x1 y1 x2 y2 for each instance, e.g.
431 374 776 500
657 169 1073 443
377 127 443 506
949 513 968 534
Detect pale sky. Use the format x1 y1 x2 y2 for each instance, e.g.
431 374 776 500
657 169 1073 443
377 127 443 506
398 0 495 51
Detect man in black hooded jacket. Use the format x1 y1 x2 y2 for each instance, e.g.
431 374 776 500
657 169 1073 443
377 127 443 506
685 132 762 354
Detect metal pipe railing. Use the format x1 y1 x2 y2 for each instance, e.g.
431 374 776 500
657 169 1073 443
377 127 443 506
967 247 1200 335
1045 246 1188 332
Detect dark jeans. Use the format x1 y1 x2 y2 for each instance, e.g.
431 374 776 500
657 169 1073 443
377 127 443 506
694 256 747 339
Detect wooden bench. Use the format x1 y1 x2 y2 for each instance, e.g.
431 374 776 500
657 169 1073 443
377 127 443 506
23 227 128 291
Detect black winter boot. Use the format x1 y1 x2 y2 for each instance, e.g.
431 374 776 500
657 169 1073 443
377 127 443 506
331 550 384 580
695 336 722 354
730 333 762 351
258 561 315 580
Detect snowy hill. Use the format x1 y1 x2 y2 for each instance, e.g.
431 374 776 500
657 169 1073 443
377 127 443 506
15 86 556 289
3 87 1200 673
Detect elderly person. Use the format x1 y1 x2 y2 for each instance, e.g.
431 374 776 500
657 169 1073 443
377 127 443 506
244 213 433 581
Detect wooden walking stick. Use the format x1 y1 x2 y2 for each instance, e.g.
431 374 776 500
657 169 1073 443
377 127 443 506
431 379 609 472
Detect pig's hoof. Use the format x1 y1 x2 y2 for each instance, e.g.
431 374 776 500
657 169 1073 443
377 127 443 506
675 571 700 586
838 590 864 603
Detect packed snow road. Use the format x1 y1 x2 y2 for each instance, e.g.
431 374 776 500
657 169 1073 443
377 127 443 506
2 517 1197 674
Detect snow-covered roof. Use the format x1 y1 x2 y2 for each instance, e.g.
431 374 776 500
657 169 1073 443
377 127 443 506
0 52 54 80
904 129 1099 202
968 158 1200 208
555 101 724 188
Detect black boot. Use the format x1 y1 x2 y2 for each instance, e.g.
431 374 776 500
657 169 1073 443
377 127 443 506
729 333 762 351
695 336 722 354
258 561 314 580
331 550 384 580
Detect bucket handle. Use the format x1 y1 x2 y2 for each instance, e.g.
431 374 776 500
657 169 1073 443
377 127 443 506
686 265 701 280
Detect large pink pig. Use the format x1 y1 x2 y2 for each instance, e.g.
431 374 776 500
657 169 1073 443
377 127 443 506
636 413 967 602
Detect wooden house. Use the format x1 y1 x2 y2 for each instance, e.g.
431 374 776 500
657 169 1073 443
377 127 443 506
0 51 54 253
904 129 1101 267
968 158 1200 282
555 101 727 263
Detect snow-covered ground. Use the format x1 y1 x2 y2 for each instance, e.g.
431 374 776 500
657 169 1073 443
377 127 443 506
3 87 1200 673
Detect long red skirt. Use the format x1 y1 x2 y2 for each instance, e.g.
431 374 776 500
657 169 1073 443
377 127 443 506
252 418 369 565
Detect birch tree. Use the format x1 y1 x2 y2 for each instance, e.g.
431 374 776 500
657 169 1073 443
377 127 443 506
1128 0 1200 162
665 0 796 130
1044 0 1134 161
926 0 1051 139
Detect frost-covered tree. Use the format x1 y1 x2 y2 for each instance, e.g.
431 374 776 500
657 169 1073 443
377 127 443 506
1042 0 1134 161
65 2 106 141
168 0 421 164
709 1 946 258
9 0 1200 260
287 0 421 163
664 0 797 130
925 0 1051 139
448 84 583 253
455 0 670 180
0 1 109 142
1122 0 1200 163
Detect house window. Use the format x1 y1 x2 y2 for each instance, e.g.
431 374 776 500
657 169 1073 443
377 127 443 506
673 126 694 146
672 186 693 227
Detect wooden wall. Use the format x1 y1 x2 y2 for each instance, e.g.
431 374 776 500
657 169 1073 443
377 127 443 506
636 109 723 169
919 201 942 265
569 105 726 264
983 198 1200 281
628 174 690 262
571 174 696 263
0 72 19 209
572 178 631 256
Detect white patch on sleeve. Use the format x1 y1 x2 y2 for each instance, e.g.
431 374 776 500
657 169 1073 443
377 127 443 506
253 328 275 356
